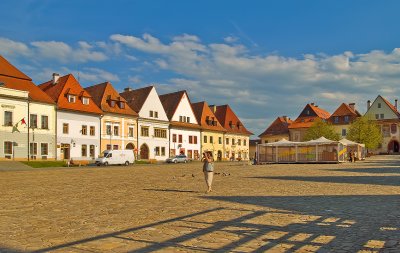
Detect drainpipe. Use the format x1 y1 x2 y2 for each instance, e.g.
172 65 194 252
27 98 30 161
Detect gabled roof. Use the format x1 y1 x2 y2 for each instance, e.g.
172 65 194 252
192 101 226 132
380 95 400 118
0 55 54 104
212 104 253 135
159 90 187 120
85 82 138 116
39 74 102 115
259 116 293 137
289 103 330 129
120 86 153 113
330 103 361 117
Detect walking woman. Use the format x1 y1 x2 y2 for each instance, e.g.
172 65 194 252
202 151 214 193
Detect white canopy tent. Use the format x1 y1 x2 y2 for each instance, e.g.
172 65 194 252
339 138 366 160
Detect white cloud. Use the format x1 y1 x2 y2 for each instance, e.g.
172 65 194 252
128 75 141 84
0 37 31 57
77 68 120 83
224 36 239 43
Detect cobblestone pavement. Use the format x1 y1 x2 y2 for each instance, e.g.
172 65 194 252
0 156 400 252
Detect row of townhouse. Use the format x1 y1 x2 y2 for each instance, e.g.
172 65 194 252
257 95 400 154
0 55 252 161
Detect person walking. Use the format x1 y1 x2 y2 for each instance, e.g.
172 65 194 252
202 151 214 193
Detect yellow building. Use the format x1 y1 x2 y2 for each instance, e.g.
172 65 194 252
328 103 361 139
85 82 138 154
192 101 226 161
259 116 292 144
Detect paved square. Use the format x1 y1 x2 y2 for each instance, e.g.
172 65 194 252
0 157 399 252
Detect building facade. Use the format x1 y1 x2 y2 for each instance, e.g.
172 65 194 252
213 105 252 161
192 101 226 161
364 95 400 154
259 116 292 144
0 55 56 160
121 86 169 160
160 91 201 160
85 82 138 154
39 74 102 161
328 103 361 139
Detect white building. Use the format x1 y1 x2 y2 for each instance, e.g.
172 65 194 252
39 74 102 161
159 90 201 160
120 86 169 160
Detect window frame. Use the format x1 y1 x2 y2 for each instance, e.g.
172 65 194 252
41 115 49 129
4 111 12 126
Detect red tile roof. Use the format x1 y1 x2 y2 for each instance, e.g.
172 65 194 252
159 90 187 120
85 82 138 117
192 101 226 132
39 74 102 115
0 55 54 104
212 104 253 135
259 116 293 137
120 86 153 113
328 103 361 124
380 95 400 118
289 103 330 129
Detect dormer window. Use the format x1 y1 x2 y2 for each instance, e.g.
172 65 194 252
118 101 125 109
68 95 76 103
344 116 349 123
334 116 339 123
82 97 89 105
229 121 233 128
109 100 116 107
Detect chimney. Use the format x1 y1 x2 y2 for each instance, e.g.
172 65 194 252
209 105 217 113
124 87 132 92
282 116 288 122
367 100 371 110
349 103 355 111
52 73 60 85
310 102 315 106
395 99 398 110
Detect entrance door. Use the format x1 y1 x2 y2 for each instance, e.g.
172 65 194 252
61 144 70 160
140 144 149 159
388 140 400 153
126 143 135 150
217 150 222 161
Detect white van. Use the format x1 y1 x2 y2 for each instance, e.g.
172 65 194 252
95 150 135 166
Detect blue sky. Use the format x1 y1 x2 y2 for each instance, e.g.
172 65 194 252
1 0 400 136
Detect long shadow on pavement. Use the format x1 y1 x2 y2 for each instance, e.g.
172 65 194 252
326 167 400 174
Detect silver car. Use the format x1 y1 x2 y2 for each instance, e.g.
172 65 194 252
166 155 189 163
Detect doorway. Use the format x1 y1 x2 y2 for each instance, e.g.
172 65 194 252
140 144 149 159
388 140 400 153
61 143 70 160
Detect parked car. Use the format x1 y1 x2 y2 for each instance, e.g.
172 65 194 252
166 155 189 163
95 150 135 166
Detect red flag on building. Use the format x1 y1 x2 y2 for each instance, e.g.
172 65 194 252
21 118 26 125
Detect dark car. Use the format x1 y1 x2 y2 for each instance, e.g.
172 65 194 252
166 155 189 163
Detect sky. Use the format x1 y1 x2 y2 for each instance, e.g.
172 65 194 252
1 0 400 137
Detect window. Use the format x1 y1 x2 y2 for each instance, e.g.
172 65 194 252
90 126 95 136
173 134 177 142
334 116 339 124
375 114 379 119
118 101 125 108
109 100 116 107
81 125 87 135
382 125 390 137
106 125 111 135
128 127 134 137
155 146 160 156
161 147 165 156
265 140 269 143
90 145 95 158
391 124 397 134
380 114 384 119
342 129 347 136
149 111 154 117
113 145 118 150
30 114 37 128
113 125 119 136
226 138 229 145
238 139 241 146
178 135 182 143
41 115 48 129
154 128 167 138
141 126 149 137
30 143 38 155
189 136 193 144
4 111 12 126
210 136 213 143
41 143 48 155
106 144 111 150
219 137 222 144
63 123 69 134
244 139 247 146
4 141 12 154
232 138 235 145
187 117 190 123
82 144 87 157
194 136 197 144
68 95 76 103
306 110 310 115
154 111 158 118
378 103 381 108
344 116 349 123
204 135 207 143
82 97 89 105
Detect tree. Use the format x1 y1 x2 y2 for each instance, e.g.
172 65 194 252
304 119 340 141
347 116 382 150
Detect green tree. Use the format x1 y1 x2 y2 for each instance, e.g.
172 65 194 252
304 119 340 141
347 116 382 150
